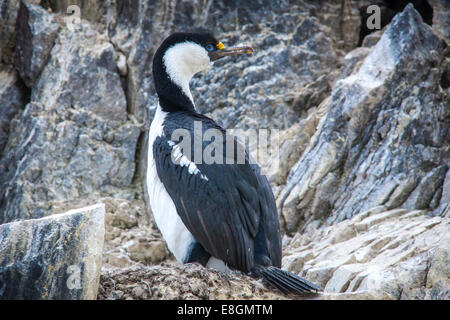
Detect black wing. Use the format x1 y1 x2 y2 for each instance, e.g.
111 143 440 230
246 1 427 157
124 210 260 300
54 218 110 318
153 111 281 272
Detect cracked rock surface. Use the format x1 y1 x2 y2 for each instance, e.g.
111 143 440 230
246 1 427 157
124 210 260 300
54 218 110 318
0 203 105 299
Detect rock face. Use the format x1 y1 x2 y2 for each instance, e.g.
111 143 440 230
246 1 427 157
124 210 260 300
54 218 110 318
98 263 288 300
0 203 105 299
0 18 141 224
100 197 169 269
430 0 450 42
0 0 449 300
284 207 449 299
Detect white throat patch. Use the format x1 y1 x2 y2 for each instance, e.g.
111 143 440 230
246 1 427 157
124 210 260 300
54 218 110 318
163 41 212 106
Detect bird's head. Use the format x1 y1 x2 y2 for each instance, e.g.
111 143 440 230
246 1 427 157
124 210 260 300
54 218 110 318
153 32 253 112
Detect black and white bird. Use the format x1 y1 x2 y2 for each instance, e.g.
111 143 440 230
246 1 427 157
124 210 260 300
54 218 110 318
147 32 321 295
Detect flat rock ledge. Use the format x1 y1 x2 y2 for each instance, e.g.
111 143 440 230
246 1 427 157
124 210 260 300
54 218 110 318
0 203 105 299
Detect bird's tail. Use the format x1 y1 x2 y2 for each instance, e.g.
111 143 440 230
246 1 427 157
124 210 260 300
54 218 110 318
256 266 322 295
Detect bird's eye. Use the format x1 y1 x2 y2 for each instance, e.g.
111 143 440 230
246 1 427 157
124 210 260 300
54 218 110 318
205 44 215 52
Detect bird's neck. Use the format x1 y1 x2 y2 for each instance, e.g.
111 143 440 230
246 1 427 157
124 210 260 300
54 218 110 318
153 54 197 113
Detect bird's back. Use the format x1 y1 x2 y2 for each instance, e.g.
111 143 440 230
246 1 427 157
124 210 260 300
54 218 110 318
152 109 281 272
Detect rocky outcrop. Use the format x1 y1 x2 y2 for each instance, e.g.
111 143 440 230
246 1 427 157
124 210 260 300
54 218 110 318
0 203 105 299
278 4 449 234
430 0 450 42
284 207 449 299
14 1 59 87
0 16 141 224
98 262 288 300
0 0 448 300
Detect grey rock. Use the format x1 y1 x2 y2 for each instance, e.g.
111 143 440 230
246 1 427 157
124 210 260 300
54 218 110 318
324 264 365 293
402 165 448 210
0 101 140 224
0 0 33 64
432 168 450 217
302 265 337 290
0 21 141 224
104 0 361 219
0 64 28 155
337 47 371 80
284 206 449 300
109 0 168 122
192 10 338 130
361 29 384 48
279 4 449 233
101 196 169 268
14 0 59 87
123 239 168 265
32 23 127 122
0 0 43 63
0 203 105 300
426 247 450 296
39 0 111 26
439 168 450 205
283 250 314 275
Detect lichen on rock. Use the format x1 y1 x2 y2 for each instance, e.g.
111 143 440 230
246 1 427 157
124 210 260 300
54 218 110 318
0 203 105 299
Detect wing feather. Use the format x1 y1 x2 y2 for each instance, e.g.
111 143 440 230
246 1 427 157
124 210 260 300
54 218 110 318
152 111 281 272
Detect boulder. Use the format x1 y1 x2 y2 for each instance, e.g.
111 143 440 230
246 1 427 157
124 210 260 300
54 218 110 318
0 203 105 299
32 22 127 122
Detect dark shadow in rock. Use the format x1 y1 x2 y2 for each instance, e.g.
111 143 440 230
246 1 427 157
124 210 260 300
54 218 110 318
358 0 433 46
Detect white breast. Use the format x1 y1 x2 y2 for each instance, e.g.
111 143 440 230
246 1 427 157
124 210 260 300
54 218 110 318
146 104 195 262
